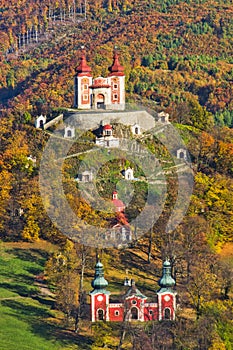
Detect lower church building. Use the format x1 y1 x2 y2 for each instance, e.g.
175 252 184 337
89 260 177 322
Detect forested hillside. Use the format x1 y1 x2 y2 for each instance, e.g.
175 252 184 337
0 0 233 349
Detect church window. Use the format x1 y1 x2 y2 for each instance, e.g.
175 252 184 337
84 84 88 90
97 309 104 321
67 130 72 137
132 300 137 305
39 119 44 129
113 84 118 89
149 310 153 315
131 307 138 320
83 94 88 101
179 152 184 159
115 310 119 316
164 308 171 320
113 94 118 100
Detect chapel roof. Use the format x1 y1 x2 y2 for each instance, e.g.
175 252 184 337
124 280 147 300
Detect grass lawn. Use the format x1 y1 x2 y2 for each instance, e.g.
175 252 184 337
0 241 92 350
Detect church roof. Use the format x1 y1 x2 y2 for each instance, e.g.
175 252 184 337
124 280 147 299
158 260 176 292
76 51 92 76
112 198 125 210
108 50 124 76
112 191 125 211
90 260 110 295
103 124 112 130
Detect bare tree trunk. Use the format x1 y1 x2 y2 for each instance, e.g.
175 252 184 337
147 228 153 263
118 328 126 349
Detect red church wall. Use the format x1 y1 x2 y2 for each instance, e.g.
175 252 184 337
160 293 175 320
94 294 107 310
144 304 159 321
91 293 109 321
91 293 176 322
125 296 145 310
109 304 124 322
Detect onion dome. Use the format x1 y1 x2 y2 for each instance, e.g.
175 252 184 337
158 260 175 289
76 49 92 76
108 49 124 76
91 260 109 291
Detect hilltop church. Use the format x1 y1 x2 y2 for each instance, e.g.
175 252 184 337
89 259 177 322
74 48 125 111
36 48 171 133
66 48 157 132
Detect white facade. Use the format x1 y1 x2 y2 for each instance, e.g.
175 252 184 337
95 136 119 148
76 170 93 183
64 126 75 138
35 115 46 128
157 111 170 124
176 148 187 160
131 123 141 135
123 167 134 180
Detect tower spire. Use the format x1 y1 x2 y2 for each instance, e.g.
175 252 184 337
158 260 175 290
108 47 124 76
76 46 92 76
91 260 109 291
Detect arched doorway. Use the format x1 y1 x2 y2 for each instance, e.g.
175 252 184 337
179 151 184 159
116 232 121 241
164 308 171 320
39 119 44 129
67 130 72 137
97 309 104 321
131 307 138 320
96 94 105 109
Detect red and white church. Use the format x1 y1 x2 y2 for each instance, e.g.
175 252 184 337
74 48 125 110
89 259 177 322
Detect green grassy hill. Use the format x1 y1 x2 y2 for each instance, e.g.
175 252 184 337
0 241 93 350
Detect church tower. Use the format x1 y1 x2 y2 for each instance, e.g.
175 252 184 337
157 260 176 321
89 260 110 321
108 48 125 110
74 48 92 109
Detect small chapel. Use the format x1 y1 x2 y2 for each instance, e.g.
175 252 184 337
89 259 177 322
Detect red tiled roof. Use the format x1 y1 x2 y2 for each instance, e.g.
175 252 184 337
76 52 91 76
108 51 124 76
103 124 112 130
112 198 125 211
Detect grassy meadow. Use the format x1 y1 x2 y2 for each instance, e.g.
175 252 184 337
0 241 92 350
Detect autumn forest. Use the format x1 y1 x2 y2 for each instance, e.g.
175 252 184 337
0 0 233 349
